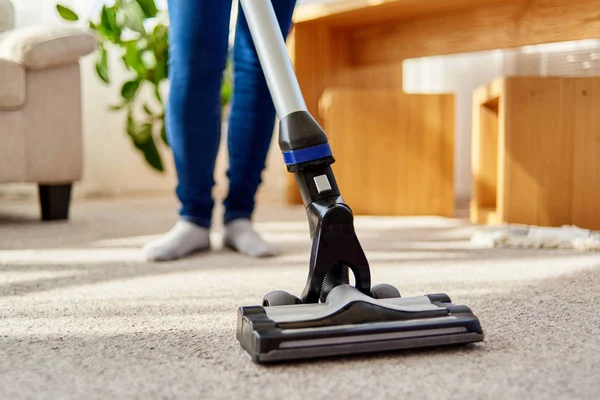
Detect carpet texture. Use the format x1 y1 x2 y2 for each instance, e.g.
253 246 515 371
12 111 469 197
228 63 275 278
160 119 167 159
1 196 599 400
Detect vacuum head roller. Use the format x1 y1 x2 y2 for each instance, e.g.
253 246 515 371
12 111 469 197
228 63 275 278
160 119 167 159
237 285 484 363
236 0 485 363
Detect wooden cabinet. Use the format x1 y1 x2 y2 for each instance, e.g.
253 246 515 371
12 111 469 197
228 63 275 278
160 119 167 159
471 77 600 229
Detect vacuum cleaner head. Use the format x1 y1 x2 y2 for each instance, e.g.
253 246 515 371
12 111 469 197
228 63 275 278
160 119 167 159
237 285 484 363
235 0 485 364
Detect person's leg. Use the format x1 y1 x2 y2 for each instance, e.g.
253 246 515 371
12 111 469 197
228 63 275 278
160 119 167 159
222 0 297 257
143 0 233 261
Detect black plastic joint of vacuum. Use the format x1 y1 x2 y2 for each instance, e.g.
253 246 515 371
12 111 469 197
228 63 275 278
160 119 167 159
278 111 372 303
278 110 329 153
278 111 340 208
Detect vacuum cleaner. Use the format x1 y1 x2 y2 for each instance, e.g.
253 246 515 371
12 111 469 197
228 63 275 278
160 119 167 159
236 0 485 363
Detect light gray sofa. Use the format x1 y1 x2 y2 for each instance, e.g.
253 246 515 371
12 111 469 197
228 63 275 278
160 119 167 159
0 0 96 220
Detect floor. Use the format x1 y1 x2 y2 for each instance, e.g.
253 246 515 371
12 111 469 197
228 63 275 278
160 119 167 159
1 195 599 400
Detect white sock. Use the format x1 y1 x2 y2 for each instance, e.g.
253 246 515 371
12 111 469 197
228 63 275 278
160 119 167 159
223 218 279 257
142 220 210 262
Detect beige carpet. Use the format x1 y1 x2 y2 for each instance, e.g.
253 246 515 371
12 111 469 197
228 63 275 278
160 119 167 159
1 195 599 400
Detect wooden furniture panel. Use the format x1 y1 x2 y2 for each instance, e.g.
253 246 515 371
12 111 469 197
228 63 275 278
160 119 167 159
471 76 600 229
570 78 600 228
503 77 575 226
293 0 505 28
318 88 455 216
348 0 600 66
471 83 501 224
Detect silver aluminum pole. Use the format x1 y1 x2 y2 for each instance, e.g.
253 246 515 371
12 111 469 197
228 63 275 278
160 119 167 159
238 0 308 118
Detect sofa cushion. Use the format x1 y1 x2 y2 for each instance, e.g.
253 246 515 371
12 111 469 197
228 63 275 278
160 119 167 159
0 58 25 109
0 26 97 70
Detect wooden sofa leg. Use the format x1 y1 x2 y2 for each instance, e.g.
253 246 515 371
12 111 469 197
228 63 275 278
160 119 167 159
38 183 73 221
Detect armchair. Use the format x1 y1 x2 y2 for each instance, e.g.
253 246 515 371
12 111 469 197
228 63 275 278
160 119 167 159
0 0 96 220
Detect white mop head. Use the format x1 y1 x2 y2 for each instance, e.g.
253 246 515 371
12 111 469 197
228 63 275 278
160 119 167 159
471 224 600 251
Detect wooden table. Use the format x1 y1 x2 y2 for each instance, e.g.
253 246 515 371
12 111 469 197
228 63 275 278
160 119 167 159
286 0 600 212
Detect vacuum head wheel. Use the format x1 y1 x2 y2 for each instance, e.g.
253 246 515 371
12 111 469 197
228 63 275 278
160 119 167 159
262 290 302 306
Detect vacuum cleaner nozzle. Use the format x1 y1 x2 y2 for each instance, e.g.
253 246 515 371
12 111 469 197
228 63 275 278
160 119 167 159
237 285 484 363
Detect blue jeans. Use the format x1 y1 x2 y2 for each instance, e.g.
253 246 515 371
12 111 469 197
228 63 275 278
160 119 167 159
166 0 297 228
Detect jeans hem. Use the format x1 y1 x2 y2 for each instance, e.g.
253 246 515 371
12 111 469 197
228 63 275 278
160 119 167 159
180 215 212 229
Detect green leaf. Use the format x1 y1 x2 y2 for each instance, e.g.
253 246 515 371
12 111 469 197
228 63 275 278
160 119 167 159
153 23 168 39
121 79 141 102
135 0 159 18
154 85 163 105
149 23 169 84
151 56 167 84
160 119 169 146
126 110 138 137
100 6 111 32
134 121 151 140
221 80 233 107
119 1 146 34
109 103 126 111
135 124 164 172
126 115 164 172
95 47 110 84
100 6 120 42
122 40 146 75
220 60 233 106
141 139 164 172
56 5 79 21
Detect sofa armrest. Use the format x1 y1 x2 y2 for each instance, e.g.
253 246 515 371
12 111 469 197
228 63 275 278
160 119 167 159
0 58 25 110
0 26 97 70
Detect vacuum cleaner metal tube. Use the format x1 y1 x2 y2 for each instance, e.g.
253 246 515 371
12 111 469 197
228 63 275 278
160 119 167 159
239 0 307 118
